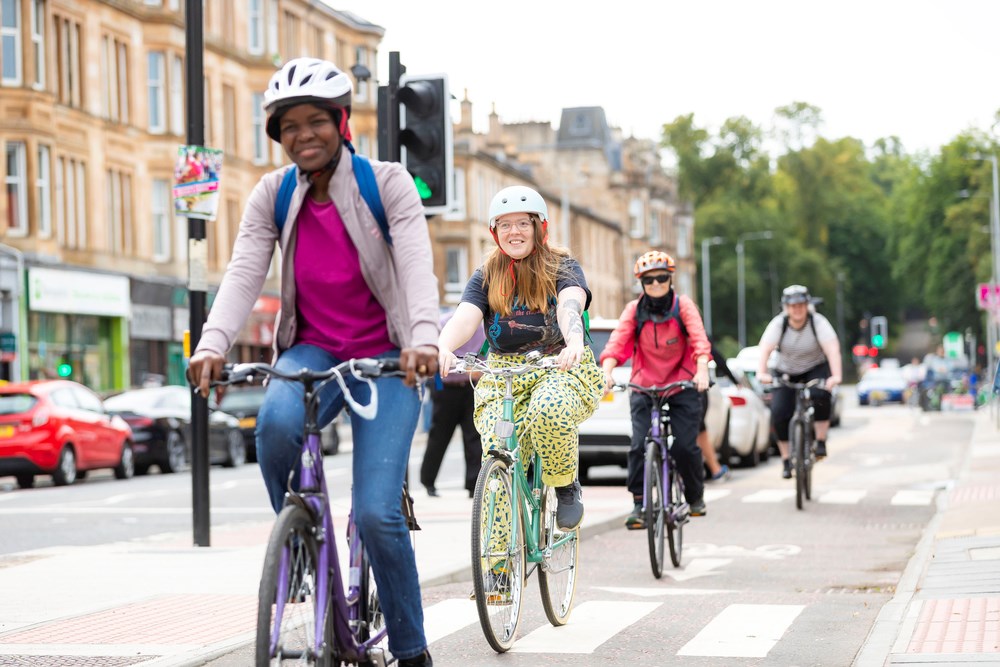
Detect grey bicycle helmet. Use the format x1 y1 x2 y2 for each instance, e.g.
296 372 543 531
781 284 810 305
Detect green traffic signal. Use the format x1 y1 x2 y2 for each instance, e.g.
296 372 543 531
413 176 432 200
872 334 885 348
56 363 72 378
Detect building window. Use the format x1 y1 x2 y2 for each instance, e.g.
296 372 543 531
266 0 278 56
252 92 266 164
36 144 51 237
147 51 165 133
282 11 300 59
5 142 27 236
629 197 644 237
649 209 661 245
676 218 690 258
353 46 369 103
101 35 129 123
310 25 322 60
204 77 212 146
1 0 21 85
248 0 263 55
152 178 170 261
31 0 44 89
222 84 236 154
444 246 468 303
57 156 87 249
220 0 234 46
107 169 134 255
53 13 81 107
169 54 183 135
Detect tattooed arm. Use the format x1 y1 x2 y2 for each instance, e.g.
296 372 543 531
555 286 587 370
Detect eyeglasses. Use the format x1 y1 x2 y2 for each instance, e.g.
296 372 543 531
495 220 534 234
641 274 671 286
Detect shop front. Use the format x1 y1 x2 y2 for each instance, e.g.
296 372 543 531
130 279 180 388
27 267 130 393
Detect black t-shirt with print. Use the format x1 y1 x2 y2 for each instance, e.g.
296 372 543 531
461 258 591 355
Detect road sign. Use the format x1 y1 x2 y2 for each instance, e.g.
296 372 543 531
977 283 1000 310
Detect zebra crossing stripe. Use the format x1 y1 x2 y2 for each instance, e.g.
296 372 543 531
594 586 734 597
678 603 805 657
508 601 661 653
703 489 732 502
422 598 481 645
742 489 796 503
890 489 935 505
818 489 867 504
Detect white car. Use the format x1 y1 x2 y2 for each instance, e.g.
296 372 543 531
714 365 771 467
578 317 729 481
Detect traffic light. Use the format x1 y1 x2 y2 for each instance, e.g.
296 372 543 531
398 73 452 213
870 316 888 349
56 361 72 378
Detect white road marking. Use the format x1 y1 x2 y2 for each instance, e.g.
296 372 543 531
509 600 660 653
890 489 935 505
663 558 731 582
817 489 867 504
741 489 795 503
678 603 805 657
423 598 480 645
0 507 273 515
703 488 732 502
594 586 734 597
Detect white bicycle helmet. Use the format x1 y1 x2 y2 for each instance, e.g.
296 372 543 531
781 284 810 305
263 58 353 141
487 186 548 230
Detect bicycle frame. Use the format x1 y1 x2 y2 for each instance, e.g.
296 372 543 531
222 359 394 666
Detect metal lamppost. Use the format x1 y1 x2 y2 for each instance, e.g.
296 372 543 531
737 230 774 349
700 236 724 337
970 153 1000 390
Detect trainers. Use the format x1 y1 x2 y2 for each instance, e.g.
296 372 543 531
624 502 645 530
709 464 731 482
689 498 707 517
398 649 434 667
782 459 792 479
555 480 584 530
815 440 827 458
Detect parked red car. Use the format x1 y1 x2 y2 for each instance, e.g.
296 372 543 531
0 380 135 489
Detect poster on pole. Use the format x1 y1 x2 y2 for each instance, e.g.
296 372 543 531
173 145 223 220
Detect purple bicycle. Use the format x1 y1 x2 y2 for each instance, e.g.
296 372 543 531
614 379 695 578
214 357 404 666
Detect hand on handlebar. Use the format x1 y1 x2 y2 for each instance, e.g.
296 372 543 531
438 348 458 378
758 371 773 385
188 350 226 400
556 340 584 371
400 345 438 388
825 375 842 391
693 366 710 392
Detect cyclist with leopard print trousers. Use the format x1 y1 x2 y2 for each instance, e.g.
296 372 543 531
438 185 604 531
600 251 712 529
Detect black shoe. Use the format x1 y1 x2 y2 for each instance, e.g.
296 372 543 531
815 440 827 458
555 480 584 530
624 502 645 530
689 498 707 517
399 649 433 667
425 486 439 497
781 459 792 479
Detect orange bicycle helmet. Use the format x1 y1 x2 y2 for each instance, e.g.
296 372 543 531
633 251 675 278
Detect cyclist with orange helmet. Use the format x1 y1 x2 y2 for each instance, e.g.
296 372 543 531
599 251 712 528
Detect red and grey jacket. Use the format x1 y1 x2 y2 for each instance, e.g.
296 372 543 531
599 293 711 388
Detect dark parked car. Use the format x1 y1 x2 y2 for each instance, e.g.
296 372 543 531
103 386 246 474
0 380 134 488
218 385 340 462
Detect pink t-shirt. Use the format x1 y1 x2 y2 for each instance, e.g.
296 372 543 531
293 197 394 359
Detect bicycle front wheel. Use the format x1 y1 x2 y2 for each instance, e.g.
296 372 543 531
792 419 806 510
667 462 685 568
471 456 525 653
256 505 332 667
538 484 579 625
644 444 666 578
804 421 814 501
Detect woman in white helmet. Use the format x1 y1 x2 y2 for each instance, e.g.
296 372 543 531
188 57 438 667
438 185 604 532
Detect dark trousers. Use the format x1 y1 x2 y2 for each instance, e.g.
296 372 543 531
419 383 482 492
627 389 704 503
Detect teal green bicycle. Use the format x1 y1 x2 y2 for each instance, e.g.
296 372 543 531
452 351 580 653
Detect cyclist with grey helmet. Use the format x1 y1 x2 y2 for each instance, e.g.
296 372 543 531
188 57 438 667
757 284 842 478
438 185 604 532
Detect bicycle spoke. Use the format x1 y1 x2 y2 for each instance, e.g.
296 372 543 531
539 485 579 625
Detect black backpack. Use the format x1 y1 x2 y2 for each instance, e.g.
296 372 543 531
634 294 688 348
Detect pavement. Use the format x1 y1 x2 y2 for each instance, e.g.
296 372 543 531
0 408 998 667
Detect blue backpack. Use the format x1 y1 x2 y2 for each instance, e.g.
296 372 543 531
273 143 391 245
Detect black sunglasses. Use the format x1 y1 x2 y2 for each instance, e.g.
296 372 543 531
641 274 671 286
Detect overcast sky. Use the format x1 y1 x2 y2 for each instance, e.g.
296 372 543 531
341 0 1000 155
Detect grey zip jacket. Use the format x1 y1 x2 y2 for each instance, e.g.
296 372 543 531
195 152 440 359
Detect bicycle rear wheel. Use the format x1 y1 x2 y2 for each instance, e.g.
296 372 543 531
644 444 666 578
256 505 332 667
471 457 525 652
792 419 806 510
667 462 685 568
538 484 579 625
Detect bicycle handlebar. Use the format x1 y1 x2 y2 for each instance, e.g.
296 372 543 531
771 375 825 391
613 380 696 396
451 351 559 377
204 357 402 421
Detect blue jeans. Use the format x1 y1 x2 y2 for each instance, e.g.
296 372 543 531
255 343 427 660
